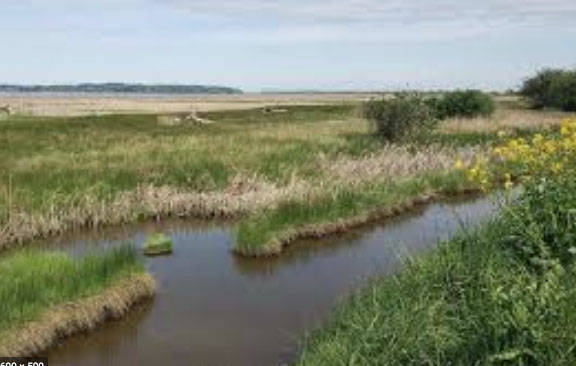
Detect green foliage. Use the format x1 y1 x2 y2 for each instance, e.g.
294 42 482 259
428 90 496 119
299 167 576 365
143 233 174 256
0 245 143 334
502 175 576 270
521 68 576 111
364 93 438 142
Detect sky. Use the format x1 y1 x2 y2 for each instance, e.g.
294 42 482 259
0 0 575 91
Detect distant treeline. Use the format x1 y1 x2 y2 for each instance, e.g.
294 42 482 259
0 83 243 95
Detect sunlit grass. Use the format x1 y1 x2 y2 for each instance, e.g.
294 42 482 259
0 245 144 335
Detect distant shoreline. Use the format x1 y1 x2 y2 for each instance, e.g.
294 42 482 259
0 83 243 95
0 91 246 99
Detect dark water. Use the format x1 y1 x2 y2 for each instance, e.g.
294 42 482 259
41 195 499 366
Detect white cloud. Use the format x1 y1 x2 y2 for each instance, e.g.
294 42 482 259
162 0 576 42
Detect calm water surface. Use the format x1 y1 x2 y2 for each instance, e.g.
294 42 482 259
41 195 499 366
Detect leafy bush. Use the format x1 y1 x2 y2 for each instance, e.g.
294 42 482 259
364 93 437 142
428 90 496 119
521 68 576 111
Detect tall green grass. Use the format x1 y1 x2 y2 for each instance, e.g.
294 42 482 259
299 171 576 365
0 245 144 334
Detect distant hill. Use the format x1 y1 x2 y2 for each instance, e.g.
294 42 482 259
0 83 243 95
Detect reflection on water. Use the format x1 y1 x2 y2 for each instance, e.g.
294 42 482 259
41 194 500 366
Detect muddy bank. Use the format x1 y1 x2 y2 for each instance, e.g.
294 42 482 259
0 274 155 357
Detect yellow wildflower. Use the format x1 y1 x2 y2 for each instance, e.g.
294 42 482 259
454 159 464 170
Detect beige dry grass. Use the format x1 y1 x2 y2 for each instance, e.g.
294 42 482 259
321 145 482 185
0 93 373 117
441 108 575 133
0 178 312 249
0 273 155 357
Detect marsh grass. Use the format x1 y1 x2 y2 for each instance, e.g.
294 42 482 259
298 206 576 365
299 132 576 365
0 104 559 249
440 108 574 134
0 106 357 214
143 233 173 256
202 104 356 125
0 245 144 335
235 171 467 256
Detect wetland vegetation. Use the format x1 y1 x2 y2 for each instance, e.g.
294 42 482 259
1 87 575 362
0 245 153 356
299 118 576 365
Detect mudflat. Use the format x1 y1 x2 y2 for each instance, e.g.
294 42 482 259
0 93 376 116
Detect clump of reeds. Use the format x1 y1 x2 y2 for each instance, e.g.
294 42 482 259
0 245 146 339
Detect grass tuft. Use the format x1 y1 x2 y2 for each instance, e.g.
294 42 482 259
143 233 174 256
0 245 144 336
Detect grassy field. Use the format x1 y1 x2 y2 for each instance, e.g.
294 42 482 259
0 103 569 251
0 105 366 246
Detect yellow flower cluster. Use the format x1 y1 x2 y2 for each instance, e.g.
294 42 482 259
465 158 490 189
456 118 576 190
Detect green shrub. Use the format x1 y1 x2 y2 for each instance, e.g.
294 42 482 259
521 68 576 111
428 90 496 119
364 93 437 142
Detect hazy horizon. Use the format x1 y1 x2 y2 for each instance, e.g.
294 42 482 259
1 0 575 92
